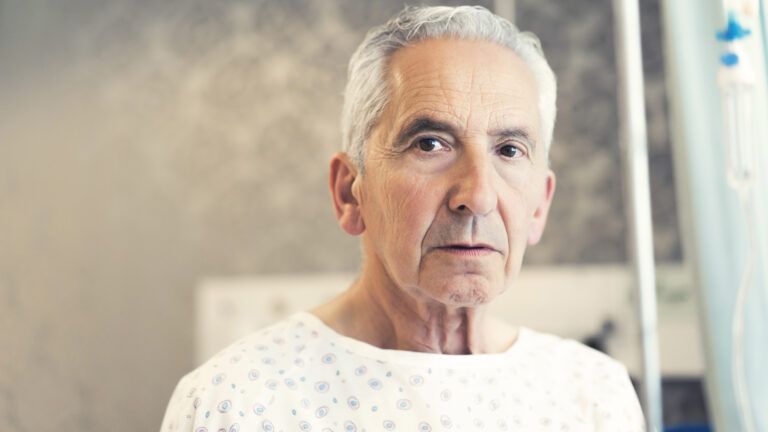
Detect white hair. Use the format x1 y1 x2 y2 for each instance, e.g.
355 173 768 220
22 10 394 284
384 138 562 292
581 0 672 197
341 5 557 171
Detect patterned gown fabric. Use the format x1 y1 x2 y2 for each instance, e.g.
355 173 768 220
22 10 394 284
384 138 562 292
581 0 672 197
161 311 645 431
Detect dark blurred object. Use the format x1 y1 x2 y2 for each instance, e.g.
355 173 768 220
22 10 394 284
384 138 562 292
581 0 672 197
582 318 616 354
664 424 711 432
628 376 711 429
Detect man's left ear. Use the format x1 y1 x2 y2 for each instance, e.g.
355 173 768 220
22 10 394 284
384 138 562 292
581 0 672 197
527 170 556 246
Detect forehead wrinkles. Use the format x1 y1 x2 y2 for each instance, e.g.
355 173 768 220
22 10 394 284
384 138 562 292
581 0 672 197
389 72 537 134
390 67 470 121
490 103 541 135
378 40 541 146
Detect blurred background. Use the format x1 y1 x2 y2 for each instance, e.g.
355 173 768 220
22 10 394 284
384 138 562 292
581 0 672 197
1 0 766 431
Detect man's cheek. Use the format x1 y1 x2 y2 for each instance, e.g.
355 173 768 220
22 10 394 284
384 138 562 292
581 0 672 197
386 185 428 225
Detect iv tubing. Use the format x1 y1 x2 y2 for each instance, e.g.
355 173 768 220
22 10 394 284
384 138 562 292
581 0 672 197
716 3 759 430
731 186 757 432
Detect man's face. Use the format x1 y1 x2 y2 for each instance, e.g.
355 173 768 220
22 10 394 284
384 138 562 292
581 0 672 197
355 38 555 307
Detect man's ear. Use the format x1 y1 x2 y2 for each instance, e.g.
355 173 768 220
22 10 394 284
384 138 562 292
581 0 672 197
527 169 556 246
329 152 365 236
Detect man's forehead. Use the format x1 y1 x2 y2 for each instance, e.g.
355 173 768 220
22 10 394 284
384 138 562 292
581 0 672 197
383 39 541 140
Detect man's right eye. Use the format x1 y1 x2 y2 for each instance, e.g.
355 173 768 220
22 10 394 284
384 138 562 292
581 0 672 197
415 137 445 152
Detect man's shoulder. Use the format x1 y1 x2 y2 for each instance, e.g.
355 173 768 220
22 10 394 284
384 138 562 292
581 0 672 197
161 315 316 430
521 326 627 372
176 315 301 391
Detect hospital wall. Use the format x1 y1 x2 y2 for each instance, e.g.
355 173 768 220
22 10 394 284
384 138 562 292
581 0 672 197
0 0 685 431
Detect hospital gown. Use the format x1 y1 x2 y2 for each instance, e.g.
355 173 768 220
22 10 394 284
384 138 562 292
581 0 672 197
160 310 645 431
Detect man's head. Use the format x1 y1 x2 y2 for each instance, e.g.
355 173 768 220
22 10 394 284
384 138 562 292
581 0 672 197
341 5 557 170
330 5 557 308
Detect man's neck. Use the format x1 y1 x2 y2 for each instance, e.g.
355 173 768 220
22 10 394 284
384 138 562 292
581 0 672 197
308 265 519 355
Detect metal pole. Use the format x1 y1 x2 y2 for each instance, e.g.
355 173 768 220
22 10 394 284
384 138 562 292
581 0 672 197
611 1 664 431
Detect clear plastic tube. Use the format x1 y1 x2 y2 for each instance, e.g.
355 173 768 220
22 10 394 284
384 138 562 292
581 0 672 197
717 4 760 431
731 186 757 432
721 82 756 190
719 46 758 432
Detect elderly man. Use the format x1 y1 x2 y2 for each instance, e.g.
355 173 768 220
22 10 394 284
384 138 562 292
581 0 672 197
161 5 645 431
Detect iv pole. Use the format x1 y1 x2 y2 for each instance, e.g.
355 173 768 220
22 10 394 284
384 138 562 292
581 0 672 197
612 1 664 431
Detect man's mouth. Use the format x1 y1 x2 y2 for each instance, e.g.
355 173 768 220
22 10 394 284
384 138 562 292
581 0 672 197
437 243 496 256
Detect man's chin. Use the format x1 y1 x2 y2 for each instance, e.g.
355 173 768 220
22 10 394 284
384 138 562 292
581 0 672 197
421 274 504 307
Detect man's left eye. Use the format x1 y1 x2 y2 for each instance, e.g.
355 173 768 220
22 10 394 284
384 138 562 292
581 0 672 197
499 144 522 158
416 137 445 152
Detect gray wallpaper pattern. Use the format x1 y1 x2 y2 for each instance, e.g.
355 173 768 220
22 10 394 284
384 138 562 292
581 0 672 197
0 0 679 430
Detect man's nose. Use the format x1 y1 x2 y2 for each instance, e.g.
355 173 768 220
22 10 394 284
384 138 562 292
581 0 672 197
447 149 498 216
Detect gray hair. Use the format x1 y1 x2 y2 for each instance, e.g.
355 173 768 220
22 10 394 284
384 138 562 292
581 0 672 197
341 5 557 171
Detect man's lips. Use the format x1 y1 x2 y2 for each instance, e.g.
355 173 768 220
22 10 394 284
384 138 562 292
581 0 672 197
434 243 499 256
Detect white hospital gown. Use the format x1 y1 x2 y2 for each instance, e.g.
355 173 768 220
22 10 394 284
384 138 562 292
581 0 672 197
160 311 645 431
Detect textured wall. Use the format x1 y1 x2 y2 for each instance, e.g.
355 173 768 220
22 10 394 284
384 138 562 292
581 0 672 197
0 0 679 431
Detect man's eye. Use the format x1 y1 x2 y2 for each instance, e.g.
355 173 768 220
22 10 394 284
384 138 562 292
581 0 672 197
499 144 523 158
415 137 445 152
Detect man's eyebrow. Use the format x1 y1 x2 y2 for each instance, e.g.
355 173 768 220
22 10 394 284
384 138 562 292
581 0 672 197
490 127 537 156
392 116 538 156
393 117 458 149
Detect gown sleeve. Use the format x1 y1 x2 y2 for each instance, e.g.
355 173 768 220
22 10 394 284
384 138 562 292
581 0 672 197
159 374 197 432
592 360 647 432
